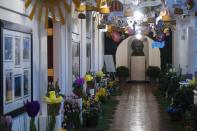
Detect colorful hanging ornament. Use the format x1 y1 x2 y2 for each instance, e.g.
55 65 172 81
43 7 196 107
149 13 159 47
163 28 170 36
160 8 172 22
110 0 123 12
98 0 110 14
25 0 72 28
111 31 121 43
76 1 86 19
186 0 195 10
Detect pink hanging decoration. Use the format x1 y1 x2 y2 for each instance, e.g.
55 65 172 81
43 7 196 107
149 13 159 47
111 31 121 43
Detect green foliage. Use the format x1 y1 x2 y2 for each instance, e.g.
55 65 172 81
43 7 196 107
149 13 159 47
116 66 129 78
146 66 161 80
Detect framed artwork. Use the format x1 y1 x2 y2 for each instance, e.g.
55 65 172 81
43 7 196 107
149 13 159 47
0 20 32 116
5 71 13 103
24 69 30 96
14 75 22 99
4 35 13 61
23 38 30 61
15 37 21 66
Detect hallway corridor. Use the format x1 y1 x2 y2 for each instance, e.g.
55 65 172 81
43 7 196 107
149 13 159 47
108 83 176 131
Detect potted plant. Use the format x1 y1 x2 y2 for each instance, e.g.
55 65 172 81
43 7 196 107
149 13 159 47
72 78 85 98
116 66 129 83
165 105 182 121
96 71 105 83
85 74 94 89
146 66 161 83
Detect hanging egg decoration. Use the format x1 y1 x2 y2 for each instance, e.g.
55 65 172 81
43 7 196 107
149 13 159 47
110 0 123 12
111 31 121 43
186 0 195 10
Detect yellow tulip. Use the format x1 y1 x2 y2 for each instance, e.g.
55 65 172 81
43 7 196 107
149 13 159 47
85 74 93 82
44 91 63 104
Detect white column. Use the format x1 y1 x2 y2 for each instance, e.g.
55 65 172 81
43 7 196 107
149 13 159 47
65 12 73 95
53 23 67 94
98 31 104 70
38 23 48 115
80 19 87 77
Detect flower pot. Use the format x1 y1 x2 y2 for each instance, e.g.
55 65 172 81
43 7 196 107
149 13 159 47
87 81 94 89
73 88 83 98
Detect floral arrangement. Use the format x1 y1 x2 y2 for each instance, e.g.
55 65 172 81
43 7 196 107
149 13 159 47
82 96 101 127
45 80 63 131
0 116 12 131
95 88 108 103
95 71 105 83
85 74 94 89
72 78 85 98
96 71 105 78
62 101 81 130
24 100 40 131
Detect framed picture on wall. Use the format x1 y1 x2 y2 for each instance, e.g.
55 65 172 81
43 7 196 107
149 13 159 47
4 35 13 61
5 70 13 103
0 20 33 116
15 37 21 66
23 38 30 61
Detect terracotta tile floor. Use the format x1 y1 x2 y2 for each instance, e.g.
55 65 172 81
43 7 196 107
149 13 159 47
108 83 175 131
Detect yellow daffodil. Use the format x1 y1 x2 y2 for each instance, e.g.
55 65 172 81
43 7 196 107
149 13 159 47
44 91 63 104
108 81 114 87
85 74 93 82
96 71 105 78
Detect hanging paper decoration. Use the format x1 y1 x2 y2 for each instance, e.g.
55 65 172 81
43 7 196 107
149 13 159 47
163 28 170 36
76 1 86 19
152 41 165 48
110 0 123 12
111 31 121 43
124 6 133 17
98 0 110 14
25 0 72 28
155 32 165 42
160 8 172 22
186 0 195 10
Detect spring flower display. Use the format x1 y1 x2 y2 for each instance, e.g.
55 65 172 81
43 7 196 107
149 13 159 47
82 96 101 127
45 81 63 131
96 71 105 78
24 100 40 131
85 74 94 89
62 101 81 130
44 91 63 104
72 78 85 98
0 116 12 131
95 88 108 103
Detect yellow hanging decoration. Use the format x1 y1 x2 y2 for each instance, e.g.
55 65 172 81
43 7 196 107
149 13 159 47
25 0 73 28
97 0 110 14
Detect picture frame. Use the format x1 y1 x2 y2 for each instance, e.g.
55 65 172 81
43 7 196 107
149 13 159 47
0 20 33 116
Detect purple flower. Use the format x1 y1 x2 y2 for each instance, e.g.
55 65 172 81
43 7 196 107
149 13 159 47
75 78 85 87
24 100 40 118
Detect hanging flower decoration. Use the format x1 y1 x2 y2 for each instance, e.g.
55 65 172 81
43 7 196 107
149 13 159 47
76 1 86 19
111 31 121 43
98 0 110 14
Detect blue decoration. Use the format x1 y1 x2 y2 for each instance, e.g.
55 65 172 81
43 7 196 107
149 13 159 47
152 41 165 48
